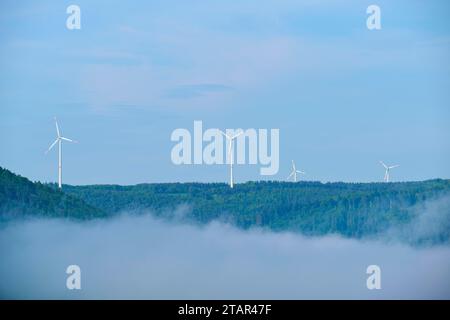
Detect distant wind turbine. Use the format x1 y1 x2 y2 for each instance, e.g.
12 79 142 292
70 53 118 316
287 160 306 182
379 161 399 183
45 117 77 189
219 130 243 188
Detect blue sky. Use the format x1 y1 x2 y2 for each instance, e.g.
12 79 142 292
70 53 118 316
0 0 449 185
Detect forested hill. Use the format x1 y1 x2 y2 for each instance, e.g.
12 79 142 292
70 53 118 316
2 166 449 243
63 179 450 240
0 167 105 220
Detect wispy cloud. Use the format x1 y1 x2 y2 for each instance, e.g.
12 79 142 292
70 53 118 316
166 83 232 99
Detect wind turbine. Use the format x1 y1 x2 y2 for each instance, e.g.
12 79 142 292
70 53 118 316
46 117 77 189
287 160 306 182
379 161 399 183
219 130 243 188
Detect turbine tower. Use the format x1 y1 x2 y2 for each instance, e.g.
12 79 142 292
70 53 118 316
46 117 77 189
219 130 243 188
287 160 306 182
379 161 399 183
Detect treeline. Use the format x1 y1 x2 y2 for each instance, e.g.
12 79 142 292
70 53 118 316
62 179 450 239
2 165 449 243
0 167 105 220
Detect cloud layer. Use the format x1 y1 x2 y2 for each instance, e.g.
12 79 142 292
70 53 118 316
1 213 449 299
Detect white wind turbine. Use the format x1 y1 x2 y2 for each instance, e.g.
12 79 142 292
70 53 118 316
379 161 399 183
219 130 243 188
46 117 77 189
287 160 306 182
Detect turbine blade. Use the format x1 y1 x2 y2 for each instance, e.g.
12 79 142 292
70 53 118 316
45 139 58 154
389 165 399 169
54 117 60 137
219 130 230 140
292 160 296 171
379 161 388 169
231 130 243 139
60 137 77 143
297 170 306 174
287 172 294 180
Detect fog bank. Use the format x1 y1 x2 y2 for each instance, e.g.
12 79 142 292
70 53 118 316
1 214 449 299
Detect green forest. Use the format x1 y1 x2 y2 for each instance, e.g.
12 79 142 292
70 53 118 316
1 166 449 243
0 167 105 220
62 179 450 239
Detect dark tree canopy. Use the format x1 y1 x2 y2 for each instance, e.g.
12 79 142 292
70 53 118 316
1 166 449 244
0 167 105 220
